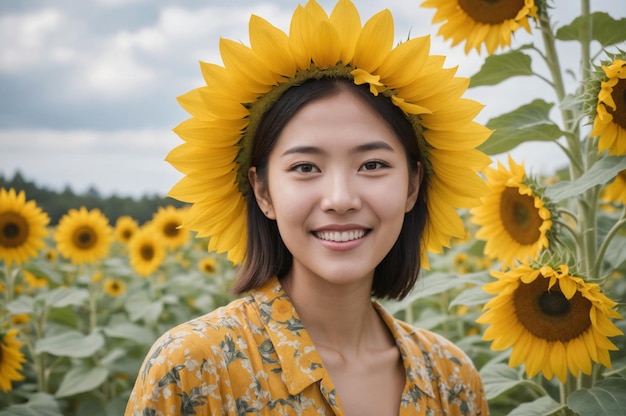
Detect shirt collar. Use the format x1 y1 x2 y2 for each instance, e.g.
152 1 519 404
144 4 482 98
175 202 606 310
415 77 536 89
253 277 327 396
253 277 435 400
373 302 436 399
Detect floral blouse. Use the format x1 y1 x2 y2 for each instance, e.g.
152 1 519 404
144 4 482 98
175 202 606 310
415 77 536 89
125 277 488 415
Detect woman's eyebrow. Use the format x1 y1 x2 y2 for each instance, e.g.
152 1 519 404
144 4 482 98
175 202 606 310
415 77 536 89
354 140 395 153
281 140 394 157
280 145 323 157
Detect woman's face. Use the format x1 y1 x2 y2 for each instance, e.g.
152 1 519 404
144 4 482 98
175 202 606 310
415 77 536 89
251 88 422 289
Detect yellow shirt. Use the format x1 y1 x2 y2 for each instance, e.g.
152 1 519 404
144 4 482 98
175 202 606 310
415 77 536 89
125 277 488 415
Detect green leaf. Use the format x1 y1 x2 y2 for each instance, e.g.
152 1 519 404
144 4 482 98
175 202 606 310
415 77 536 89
479 100 564 155
509 396 562 415
567 378 626 416
605 233 626 268
38 287 89 309
382 273 457 314
469 50 533 88
556 12 626 47
103 322 155 345
479 363 524 399
125 294 163 326
449 285 492 309
0 393 63 416
35 330 105 358
545 156 626 202
55 367 109 398
7 296 34 315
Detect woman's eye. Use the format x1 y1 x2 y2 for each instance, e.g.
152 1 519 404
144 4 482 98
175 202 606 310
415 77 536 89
292 163 318 173
361 161 386 171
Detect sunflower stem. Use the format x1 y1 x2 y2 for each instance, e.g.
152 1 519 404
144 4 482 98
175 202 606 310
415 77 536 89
537 5 583 175
592 208 626 281
3 262 18 305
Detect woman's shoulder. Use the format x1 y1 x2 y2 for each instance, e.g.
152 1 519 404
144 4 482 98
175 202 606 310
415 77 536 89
144 295 259 360
391 316 480 376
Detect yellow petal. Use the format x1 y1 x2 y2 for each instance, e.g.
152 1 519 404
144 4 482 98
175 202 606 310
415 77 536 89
220 38 279 87
249 15 297 78
377 36 431 88
310 20 341 68
352 9 393 72
329 0 361 64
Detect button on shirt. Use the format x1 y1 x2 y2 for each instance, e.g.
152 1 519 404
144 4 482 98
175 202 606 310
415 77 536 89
125 277 489 415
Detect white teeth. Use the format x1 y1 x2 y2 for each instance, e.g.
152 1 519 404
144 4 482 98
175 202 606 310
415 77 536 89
316 230 365 242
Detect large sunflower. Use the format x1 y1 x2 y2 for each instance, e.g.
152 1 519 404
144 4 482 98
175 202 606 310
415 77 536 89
476 263 623 382
0 328 26 392
150 206 189 250
471 156 553 267
128 227 166 277
421 0 538 55
591 58 626 155
53 207 112 264
167 0 492 265
601 169 626 205
0 188 50 267
114 215 139 244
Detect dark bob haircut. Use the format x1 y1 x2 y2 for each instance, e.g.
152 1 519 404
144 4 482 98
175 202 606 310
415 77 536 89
231 77 429 300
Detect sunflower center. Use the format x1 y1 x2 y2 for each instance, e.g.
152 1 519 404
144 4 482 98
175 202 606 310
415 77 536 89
0 212 30 248
500 186 543 245
607 77 626 129
457 0 526 24
140 244 155 261
538 291 570 316
72 226 97 250
164 222 180 237
513 276 592 342
122 229 132 240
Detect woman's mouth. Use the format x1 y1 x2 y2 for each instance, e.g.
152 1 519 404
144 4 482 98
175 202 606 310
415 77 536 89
314 229 367 242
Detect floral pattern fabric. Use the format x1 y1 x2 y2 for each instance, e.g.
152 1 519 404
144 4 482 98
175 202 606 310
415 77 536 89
125 277 488 415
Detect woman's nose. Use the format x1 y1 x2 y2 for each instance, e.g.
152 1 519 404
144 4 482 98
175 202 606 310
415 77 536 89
319 171 362 214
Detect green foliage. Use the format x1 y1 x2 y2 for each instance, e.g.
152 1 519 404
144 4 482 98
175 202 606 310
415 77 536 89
478 99 564 155
567 378 626 416
556 12 626 47
469 50 534 88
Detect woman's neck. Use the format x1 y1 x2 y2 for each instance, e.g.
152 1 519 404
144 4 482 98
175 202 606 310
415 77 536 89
280 270 392 356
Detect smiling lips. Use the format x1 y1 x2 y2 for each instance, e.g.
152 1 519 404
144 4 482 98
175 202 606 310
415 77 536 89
315 229 367 242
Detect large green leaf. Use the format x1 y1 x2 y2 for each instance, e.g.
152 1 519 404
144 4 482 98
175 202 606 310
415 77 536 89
556 12 626 47
103 322 155 345
37 287 89 309
567 378 626 416
509 396 562 415
0 393 63 416
7 296 34 315
545 156 626 202
479 100 564 155
449 284 492 308
55 367 109 398
479 363 524 399
125 294 163 326
469 50 533 88
35 330 105 358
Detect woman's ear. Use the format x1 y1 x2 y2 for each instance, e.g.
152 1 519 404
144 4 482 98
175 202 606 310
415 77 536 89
405 162 424 213
248 167 275 219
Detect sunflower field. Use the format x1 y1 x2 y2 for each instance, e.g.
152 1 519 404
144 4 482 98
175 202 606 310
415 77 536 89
2 0 626 415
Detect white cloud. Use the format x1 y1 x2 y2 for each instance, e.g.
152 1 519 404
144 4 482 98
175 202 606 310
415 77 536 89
0 9 77 73
82 46 158 98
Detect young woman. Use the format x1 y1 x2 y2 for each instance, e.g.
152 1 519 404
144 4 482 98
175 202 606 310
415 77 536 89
126 1 491 415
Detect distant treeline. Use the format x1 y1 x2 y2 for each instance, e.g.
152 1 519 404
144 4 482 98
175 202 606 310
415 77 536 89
1 171 186 225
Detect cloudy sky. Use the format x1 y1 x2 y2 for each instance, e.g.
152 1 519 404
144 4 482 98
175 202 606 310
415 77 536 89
1 0 624 198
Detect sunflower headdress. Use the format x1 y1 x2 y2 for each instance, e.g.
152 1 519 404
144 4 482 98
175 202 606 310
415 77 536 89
167 0 492 265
